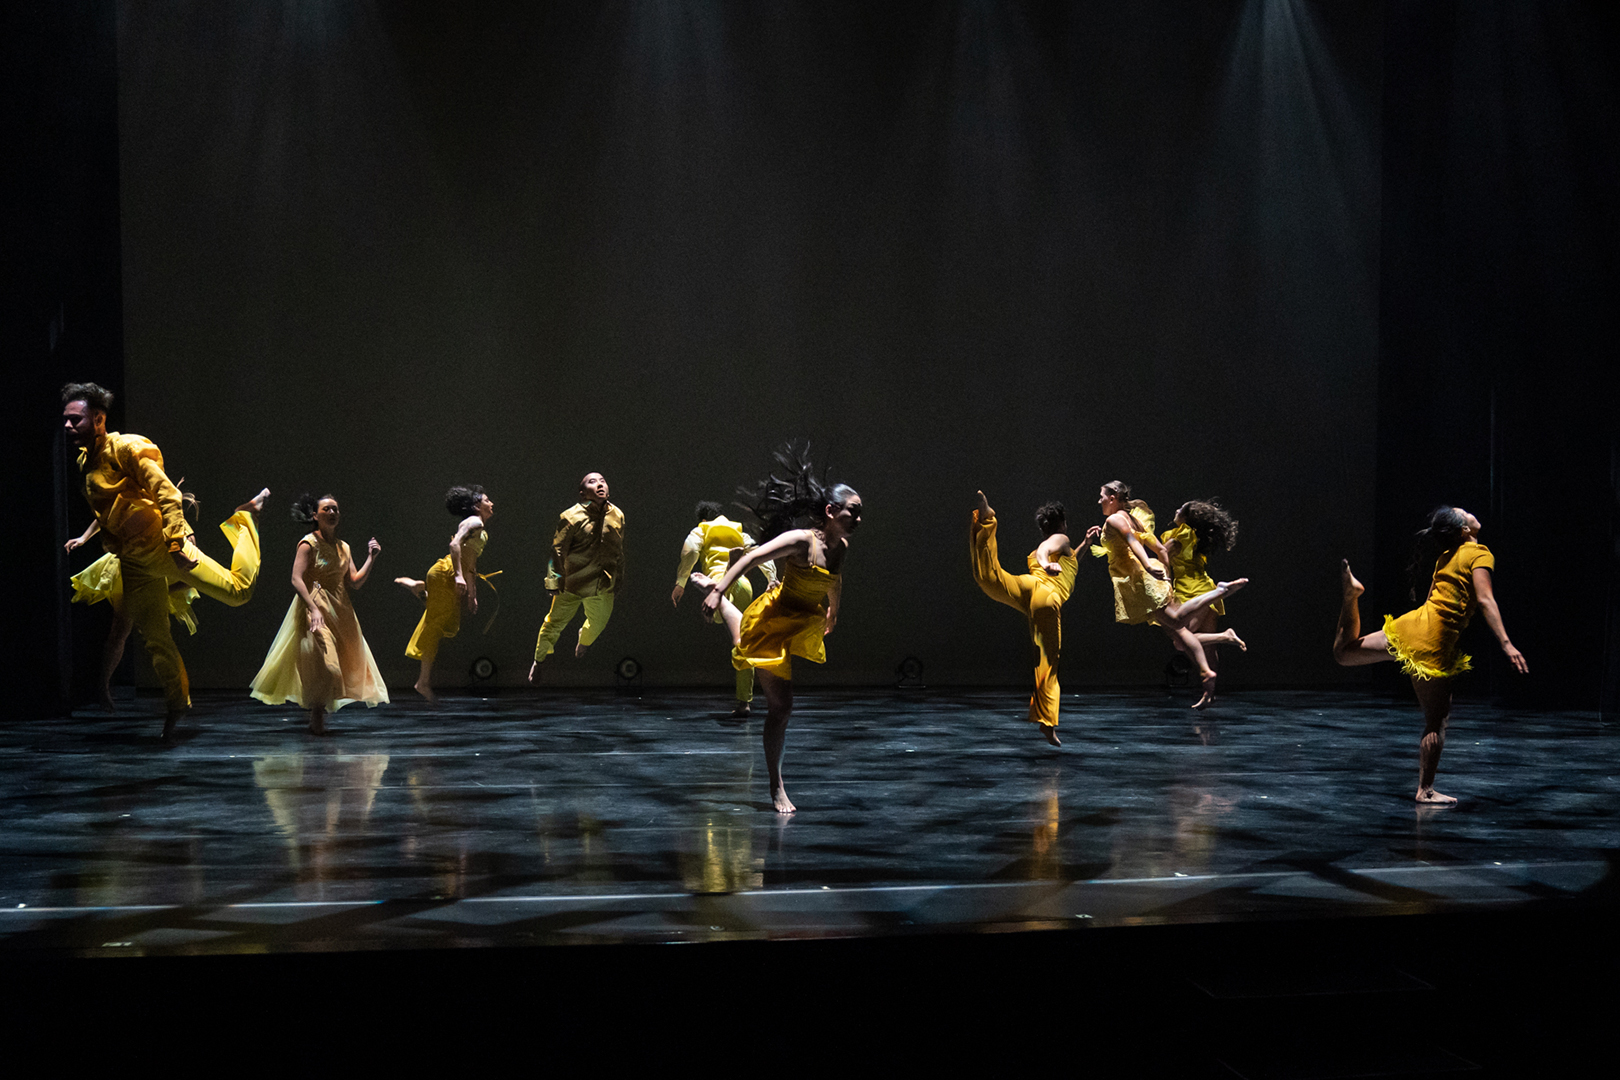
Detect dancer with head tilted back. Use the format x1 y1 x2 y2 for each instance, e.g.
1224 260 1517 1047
970 490 1076 746
1159 499 1248 708
673 500 777 717
1334 507 1528 804
699 445 860 814
251 494 387 735
1084 481 1247 706
396 485 494 702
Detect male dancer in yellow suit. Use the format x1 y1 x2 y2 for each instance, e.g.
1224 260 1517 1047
62 383 266 738
529 472 625 679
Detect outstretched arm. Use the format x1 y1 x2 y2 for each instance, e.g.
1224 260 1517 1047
349 538 381 589
1473 567 1527 673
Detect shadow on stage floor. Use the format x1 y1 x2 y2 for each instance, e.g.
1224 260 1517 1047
2 687 1614 1071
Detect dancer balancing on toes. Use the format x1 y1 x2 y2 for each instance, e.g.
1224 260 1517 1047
1334 507 1528 805
397 485 494 702
701 447 860 814
970 491 1076 747
251 494 387 734
62 382 266 739
1160 499 1247 708
529 472 625 680
1084 481 1247 707
673 500 777 716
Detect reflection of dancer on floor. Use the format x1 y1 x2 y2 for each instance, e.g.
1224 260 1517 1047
396 485 494 702
529 472 625 680
702 448 860 814
1084 481 1246 707
1334 507 1527 805
251 494 387 734
674 500 776 717
62 382 266 739
1160 499 1247 708
970 491 1075 747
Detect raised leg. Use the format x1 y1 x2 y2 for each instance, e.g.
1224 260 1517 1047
1412 675 1456 804
1333 560 1391 666
757 670 795 813
1163 578 1248 622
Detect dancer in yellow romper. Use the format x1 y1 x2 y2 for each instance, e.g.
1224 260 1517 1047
970 491 1076 747
1334 506 1527 804
529 472 625 680
61 382 266 739
703 446 860 814
1159 499 1247 708
396 485 495 702
252 494 387 734
673 500 777 716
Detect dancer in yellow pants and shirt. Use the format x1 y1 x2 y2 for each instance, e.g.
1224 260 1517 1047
672 501 777 715
529 472 625 678
61 382 265 738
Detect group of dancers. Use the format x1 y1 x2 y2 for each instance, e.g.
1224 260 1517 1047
61 382 1527 812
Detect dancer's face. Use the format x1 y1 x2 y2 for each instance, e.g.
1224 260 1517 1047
580 473 609 505
476 495 495 521
62 400 104 448
316 497 340 531
1456 509 1480 539
827 495 862 535
1098 487 1120 514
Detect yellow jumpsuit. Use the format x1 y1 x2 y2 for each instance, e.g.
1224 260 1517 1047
1383 542 1495 680
77 432 259 711
1160 523 1224 617
252 533 389 712
970 510 1077 730
675 515 777 701
1090 507 1169 625
406 527 488 663
535 501 625 662
733 561 838 680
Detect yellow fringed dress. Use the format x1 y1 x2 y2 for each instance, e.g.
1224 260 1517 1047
732 560 838 680
252 533 388 712
1160 523 1224 617
1091 507 1169 624
1383 541 1495 680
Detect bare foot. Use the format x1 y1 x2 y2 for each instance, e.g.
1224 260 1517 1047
394 577 427 603
574 638 589 659
1341 559 1364 599
413 680 437 703
1215 578 1250 598
1191 671 1217 710
1416 787 1458 805
1221 629 1247 652
161 706 188 741
97 685 117 714
1041 725 1061 747
308 707 328 736
974 490 993 520
236 487 271 515
772 785 796 814
732 700 752 717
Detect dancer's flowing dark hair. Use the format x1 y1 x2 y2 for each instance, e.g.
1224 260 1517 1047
1406 506 1471 602
1179 499 1238 553
737 441 857 542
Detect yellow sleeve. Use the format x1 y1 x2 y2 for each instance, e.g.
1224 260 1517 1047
113 435 189 551
675 526 703 585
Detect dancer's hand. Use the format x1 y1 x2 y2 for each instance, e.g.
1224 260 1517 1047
823 611 837 636
368 538 381 557
1147 564 1167 581
170 546 199 573
1084 525 1102 543
670 584 685 607
64 537 84 554
307 608 326 635
1502 642 1528 674
528 661 539 682
1042 561 1061 575
700 588 721 619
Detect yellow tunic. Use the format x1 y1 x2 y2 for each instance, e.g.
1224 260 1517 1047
252 533 388 712
1091 507 1169 625
970 511 1076 728
553 501 626 597
1383 542 1495 680
733 561 838 680
406 527 488 661
1160 523 1224 617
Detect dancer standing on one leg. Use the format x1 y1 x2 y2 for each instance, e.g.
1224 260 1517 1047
251 494 387 734
674 500 776 716
970 491 1075 747
1333 507 1527 805
1160 499 1247 708
529 472 625 681
397 485 494 702
702 447 860 814
61 382 266 739
1083 481 1247 705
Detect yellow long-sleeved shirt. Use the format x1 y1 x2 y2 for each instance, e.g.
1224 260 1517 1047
553 501 626 597
77 432 189 560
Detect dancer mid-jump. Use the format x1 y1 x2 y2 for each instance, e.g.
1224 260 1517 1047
1334 507 1527 804
397 485 494 702
1159 499 1246 708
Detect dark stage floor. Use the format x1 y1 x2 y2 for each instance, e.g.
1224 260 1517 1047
2 687 1614 956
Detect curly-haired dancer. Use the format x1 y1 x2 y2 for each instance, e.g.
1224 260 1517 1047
1160 499 1247 708
396 485 495 702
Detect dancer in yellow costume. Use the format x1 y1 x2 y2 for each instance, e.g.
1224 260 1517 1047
252 493 387 734
1334 506 1528 804
702 446 860 814
673 500 777 716
529 472 625 680
1159 499 1248 708
396 484 495 702
1084 480 1246 705
970 491 1076 747
61 382 266 739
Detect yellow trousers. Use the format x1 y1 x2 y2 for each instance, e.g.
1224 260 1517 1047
971 514 1063 729
405 557 461 663
534 591 614 661
713 576 755 702
121 509 260 711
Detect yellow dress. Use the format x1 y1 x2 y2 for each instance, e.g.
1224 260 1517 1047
733 560 839 680
70 552 199 635
970 511 1077 728
1160 523 1224 617
406 527 488 662
1091 507 1169 624
1383 542 1495 680
252 533 388 712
